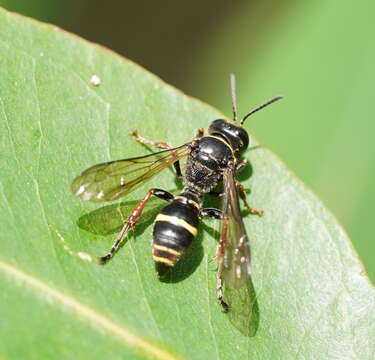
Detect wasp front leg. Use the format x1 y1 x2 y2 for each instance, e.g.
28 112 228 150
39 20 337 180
129 129 182 178
129 129 174 150
98 188 174 264
195 128 204 138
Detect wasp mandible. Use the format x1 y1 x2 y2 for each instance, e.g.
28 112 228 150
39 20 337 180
72 75 282 311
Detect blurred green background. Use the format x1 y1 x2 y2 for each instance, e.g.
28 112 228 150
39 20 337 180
2 0 374 282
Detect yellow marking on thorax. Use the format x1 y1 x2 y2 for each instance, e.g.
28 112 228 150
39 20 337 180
174 196 200 209
153 244 181 257
152 255 175 266
205 135 235 157
155 214 198 236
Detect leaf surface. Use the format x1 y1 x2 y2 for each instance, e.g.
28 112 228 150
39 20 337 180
0 7 374 360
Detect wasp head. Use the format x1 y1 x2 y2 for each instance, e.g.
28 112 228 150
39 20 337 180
212 74 283 153
208 119 249 153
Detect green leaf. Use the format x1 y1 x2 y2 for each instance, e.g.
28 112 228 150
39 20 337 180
0 7 374 360
185 0 375 282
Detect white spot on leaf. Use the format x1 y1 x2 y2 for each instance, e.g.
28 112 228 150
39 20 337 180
90 75 101 86
77 252 93 263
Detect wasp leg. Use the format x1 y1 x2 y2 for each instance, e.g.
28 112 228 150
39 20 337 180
217 277 229 312
200 208 223 219
216 213 230 312
129 129 174 149
171 160 182 178
208 190 224 197
236 182 264 216
200 207 229 310
98 188 174 264
129 129 182 178
235 160 263 215
236 159 247 172
195 128 204 138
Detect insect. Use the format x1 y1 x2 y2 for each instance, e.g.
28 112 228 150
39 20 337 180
71 74 282 311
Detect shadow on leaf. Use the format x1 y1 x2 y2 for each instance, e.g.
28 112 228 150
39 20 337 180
157 216 222 283
157 231 204 283
236 156 254 183
77 198 165 237
77 183 259 336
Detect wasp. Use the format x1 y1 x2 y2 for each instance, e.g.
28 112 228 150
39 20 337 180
72 74 282 311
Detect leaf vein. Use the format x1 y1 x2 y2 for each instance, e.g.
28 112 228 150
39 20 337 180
0 260 179 360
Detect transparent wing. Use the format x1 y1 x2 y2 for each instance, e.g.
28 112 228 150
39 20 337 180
71 144 190 202
219 167 258 336
220 167 252 289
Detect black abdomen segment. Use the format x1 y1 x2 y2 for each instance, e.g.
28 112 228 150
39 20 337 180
152 196 200 274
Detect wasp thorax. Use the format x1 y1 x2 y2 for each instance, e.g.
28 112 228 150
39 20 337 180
208 119 249 152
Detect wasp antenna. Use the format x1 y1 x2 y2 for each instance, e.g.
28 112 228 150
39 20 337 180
230 73 238 122
241 95 284 125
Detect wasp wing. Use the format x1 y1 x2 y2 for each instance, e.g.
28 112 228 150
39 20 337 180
218 168 259 336
71 144 190 202
219 167 252 288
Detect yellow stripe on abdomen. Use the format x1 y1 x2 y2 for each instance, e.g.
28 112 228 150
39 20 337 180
152 255 175 266
155 214 198 236
152 244 181 257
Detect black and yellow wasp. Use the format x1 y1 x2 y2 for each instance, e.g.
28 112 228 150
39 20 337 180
72 74 282 311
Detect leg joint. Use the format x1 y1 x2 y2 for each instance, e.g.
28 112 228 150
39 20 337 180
200 208 223 219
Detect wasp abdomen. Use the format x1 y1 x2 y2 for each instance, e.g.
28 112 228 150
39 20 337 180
152 197 199 273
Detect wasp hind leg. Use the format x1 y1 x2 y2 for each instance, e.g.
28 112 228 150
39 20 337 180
216 238 230 311
200 207 229 311
217 276 229 312
98 188 174 264
216 212 230 312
